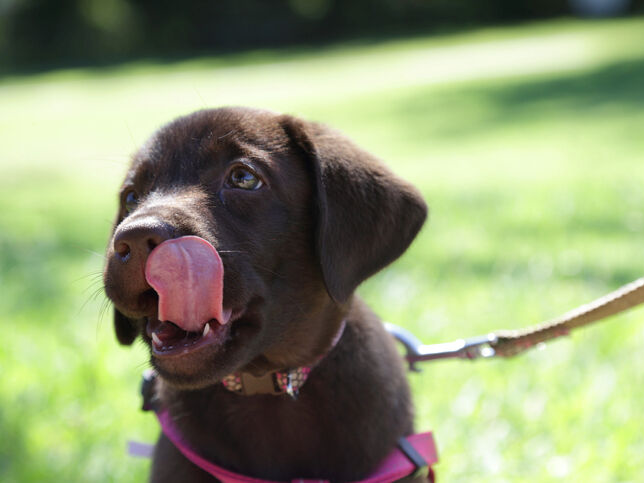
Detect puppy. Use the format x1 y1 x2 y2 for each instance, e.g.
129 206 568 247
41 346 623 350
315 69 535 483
103 107 428 482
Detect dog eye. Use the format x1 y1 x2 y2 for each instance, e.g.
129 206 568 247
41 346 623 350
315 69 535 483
227 167 263 190
124 191 139 213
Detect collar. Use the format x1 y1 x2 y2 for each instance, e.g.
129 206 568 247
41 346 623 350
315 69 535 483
221 320 346 398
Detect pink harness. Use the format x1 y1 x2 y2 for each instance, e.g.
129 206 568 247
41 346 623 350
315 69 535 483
156 407 437 483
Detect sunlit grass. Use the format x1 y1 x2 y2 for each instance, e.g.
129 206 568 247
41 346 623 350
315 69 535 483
1 16 643 482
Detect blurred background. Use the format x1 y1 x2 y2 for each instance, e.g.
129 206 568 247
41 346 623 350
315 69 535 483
1 1 643 482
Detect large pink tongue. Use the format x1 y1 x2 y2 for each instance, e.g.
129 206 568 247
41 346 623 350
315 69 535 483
144 236 228 332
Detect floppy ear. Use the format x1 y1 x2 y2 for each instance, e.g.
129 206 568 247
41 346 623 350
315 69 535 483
114 309 139 345
281 116 428 303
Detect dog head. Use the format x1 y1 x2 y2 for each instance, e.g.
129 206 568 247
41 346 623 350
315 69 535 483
103 107 427 389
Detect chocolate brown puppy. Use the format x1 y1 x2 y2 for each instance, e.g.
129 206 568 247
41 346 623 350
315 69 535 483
103 107 428 482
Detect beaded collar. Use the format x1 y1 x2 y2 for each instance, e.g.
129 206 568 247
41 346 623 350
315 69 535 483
221 320 346 398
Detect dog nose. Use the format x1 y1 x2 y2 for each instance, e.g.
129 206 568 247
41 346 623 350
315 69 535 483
113 220 174 263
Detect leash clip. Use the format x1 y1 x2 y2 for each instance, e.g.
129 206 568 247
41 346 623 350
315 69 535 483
385 323 497 371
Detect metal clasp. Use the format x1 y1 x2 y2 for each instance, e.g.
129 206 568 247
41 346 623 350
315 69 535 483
385 323 497 372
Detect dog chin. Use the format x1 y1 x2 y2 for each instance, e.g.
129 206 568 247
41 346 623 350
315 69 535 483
151 360 229 390
150 342 239 390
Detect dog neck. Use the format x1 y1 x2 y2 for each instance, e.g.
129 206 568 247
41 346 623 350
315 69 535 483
220 319 346 398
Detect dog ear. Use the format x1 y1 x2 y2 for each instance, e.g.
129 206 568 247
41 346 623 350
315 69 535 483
281 116 428 303
114 309 139 345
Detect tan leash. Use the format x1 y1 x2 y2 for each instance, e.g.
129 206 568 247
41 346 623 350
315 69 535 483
386 277 644 370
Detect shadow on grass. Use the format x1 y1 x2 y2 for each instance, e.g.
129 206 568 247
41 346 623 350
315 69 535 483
491 58 644 111
0 21 481 79
0 407 28 480
386 55 644 141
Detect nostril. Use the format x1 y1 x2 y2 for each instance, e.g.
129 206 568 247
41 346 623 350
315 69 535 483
115 241 131 261
147 237 160 253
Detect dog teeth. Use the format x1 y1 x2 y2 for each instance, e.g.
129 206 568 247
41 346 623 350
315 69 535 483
203 323 210 337
151 332 162 347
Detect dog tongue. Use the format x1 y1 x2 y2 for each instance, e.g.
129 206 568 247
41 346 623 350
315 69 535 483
145 236 227 332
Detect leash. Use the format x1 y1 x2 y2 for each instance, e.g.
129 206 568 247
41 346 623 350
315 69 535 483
388 277 644 370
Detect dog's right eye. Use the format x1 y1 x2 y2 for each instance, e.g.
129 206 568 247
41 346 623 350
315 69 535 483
226 166 264 191
124 191 139 213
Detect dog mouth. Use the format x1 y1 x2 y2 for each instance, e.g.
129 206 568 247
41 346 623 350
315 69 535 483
145 315 236 357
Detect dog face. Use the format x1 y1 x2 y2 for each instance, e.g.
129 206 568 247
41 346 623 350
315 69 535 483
103 107 426 389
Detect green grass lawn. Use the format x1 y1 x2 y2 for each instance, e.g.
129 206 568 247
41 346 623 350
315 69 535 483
1 16 643 482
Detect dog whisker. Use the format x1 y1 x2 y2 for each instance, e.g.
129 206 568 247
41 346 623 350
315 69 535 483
134 359 152 372
80 280 105 296
79 285 106 314
98 297 112 324
217 130 234 141
74 246 107 260
72 271 104 286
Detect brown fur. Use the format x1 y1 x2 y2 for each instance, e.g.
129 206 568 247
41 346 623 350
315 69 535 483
103 107 428 481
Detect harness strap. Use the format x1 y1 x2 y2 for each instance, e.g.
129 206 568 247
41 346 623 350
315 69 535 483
156 408 437 483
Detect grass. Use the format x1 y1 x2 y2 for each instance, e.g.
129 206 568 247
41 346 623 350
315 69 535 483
1 16 644 482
